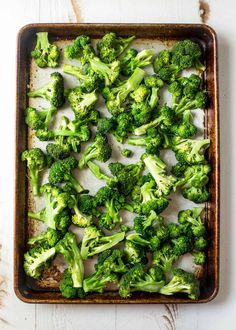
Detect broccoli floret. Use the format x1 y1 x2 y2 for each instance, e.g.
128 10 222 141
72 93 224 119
49 156 84 193
130 84 150 103
78 194 100 217
183 186 210 203
28 72 65 108
63 64 100 92
79 135 112 168
97 32 135 63
192 251 206 265
131 101 152 127
24 245 57 279
86 161 116 186
25 106 57 131
46 143 70 160
144 75 164 109
152 243 178 273
108 161 144 195
171 162 188 177
154 40 204 83
160 268 200 299
28 228 63 247
121 148 133 158
171 39 204 71
97 117 116 135
121 48 155 76
194 237 207 251
89 57 120 86
132 179 169 215
28 184 73 231
31 32 60 68
171 110 197 138
71 195 93 228
172 236 191 256
21 148 48 196
56 232 84 289
172 137 210 165
124 240 147 265
59 268 79 298
134 105 175 136
119 264 165 298
176 165 211 202
102 68 145 115
142 154 177 197
67 87 98 118
168 223 183 239
128 127 163 154
153 49 178 83
81 225 125 259
95 186 125 230
126 233 150 247
114 112 134 143
64 35 95 65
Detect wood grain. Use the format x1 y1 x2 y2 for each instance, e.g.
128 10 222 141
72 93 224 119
0 0 236 329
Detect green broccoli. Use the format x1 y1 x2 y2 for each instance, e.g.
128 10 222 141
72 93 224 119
102 68 145 115
108 161 144 196
134 105 175 136
194 237 207 251
171 110 197 138
172 137 210 165
152 243 178 273
49 156 84 193
119 264 165 298
28 184 73 231
95 186 125 230
97 32 135 63
31 32 60 68
28 228 63 248
63 64 100 92
89 57 120 86
113 112 134 143
28 72 65 108
144 75 164 109
64 35 95 65
21 148 48 196
79 135 112 168
67 87 98 118
81 225 125 259
86 161 116 186
121 48 155 76
97 117 116 135
25 106 57 131
142 154 176 197
121 148 133 158
24 245 57 279
56 232 84 289
160 268 200 299
46 143 70 160
128 127 163 154
192 251 206 265
124 240 147 265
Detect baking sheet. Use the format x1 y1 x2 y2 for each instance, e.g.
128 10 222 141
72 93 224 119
27 38 205 290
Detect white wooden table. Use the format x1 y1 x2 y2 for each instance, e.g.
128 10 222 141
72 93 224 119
0 0 235 329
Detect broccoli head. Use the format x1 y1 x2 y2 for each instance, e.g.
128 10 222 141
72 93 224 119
21 148 48 196
67 87 98 118
25 106 57 131
121 48 155 76
160 268 200 299
28 72 65 108
31 32 60 68
97 32 135 63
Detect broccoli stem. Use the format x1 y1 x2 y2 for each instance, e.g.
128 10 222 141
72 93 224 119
128 137 148 146
27 84 49 98
63 64 85 80
134 118 159 136
68 176 84 193
30 170 40 196
27 247 56 275
37 32 50 52
28 210 45 221
189 139 210 159
87 161 112 183
89 232 125 257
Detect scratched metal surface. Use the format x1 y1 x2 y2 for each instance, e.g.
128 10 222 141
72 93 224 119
0 0 235 330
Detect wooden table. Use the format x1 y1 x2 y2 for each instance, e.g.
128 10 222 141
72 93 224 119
0 0 235 329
